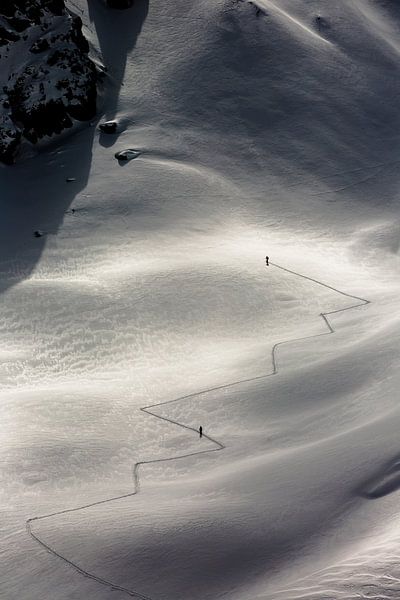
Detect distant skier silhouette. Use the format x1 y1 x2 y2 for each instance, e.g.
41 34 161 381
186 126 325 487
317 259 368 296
265 255 269 266
199 426 203 438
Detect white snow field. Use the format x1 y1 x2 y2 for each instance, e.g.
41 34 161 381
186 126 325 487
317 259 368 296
2 0 400 599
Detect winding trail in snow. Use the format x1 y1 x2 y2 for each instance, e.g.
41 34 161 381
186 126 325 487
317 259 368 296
26 262 370 599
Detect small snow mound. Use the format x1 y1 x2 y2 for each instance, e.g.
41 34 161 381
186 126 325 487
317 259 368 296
114 149 140 162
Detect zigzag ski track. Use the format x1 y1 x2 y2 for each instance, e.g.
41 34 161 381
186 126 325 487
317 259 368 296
26 262 370 599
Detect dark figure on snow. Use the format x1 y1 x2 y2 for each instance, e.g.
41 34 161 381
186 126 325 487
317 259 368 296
265 255 269 266
199 426 203 438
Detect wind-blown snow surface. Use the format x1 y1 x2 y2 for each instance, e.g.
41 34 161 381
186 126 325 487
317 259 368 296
2 0 400 598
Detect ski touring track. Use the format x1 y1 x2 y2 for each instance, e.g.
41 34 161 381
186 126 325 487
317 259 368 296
26 262 370 599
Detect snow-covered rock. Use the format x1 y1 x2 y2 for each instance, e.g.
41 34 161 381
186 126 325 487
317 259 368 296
0 0 97 164
114 148 140 161
99 120 118 134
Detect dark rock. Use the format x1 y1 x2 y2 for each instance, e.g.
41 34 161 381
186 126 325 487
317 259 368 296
99 120 117 134
114 149 140 161
0 25 19 45
0 112 21 164
30 37 50 53
70 15 89 53
34 230 44 237
5 17 31 32
0 1 17 18
46 0 64 16
8 95 74 142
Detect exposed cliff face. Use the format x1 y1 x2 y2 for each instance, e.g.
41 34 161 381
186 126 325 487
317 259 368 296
0 0 97 164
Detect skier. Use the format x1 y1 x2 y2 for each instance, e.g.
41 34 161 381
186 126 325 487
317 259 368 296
265 255 269 266
199 426 203 438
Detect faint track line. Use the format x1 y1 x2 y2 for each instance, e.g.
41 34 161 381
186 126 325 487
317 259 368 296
25 262 370 598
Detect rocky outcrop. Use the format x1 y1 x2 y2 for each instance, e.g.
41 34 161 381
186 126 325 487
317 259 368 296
0 0 97 164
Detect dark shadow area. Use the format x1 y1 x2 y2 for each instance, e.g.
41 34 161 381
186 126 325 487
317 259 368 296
116 159 133 166
99 130 120 148
88 0 149 128
358 455 400 499
0 125 96 295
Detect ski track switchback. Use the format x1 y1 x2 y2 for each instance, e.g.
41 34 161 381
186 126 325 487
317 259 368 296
26 262 370 599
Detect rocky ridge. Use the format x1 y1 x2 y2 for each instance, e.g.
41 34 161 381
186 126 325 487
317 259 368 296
0 0 97 164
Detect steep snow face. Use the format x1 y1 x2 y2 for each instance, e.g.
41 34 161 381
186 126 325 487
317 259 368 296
0 0 97 164
2 1 400 600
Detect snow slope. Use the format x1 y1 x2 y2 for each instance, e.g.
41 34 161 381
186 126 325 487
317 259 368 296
1 1 400 599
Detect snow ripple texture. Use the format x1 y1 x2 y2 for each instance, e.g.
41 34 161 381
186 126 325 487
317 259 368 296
26 262 369 599
270 540 400 599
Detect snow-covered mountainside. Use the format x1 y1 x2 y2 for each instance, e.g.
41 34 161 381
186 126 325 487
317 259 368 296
2 1 400 600
0 0 97 164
